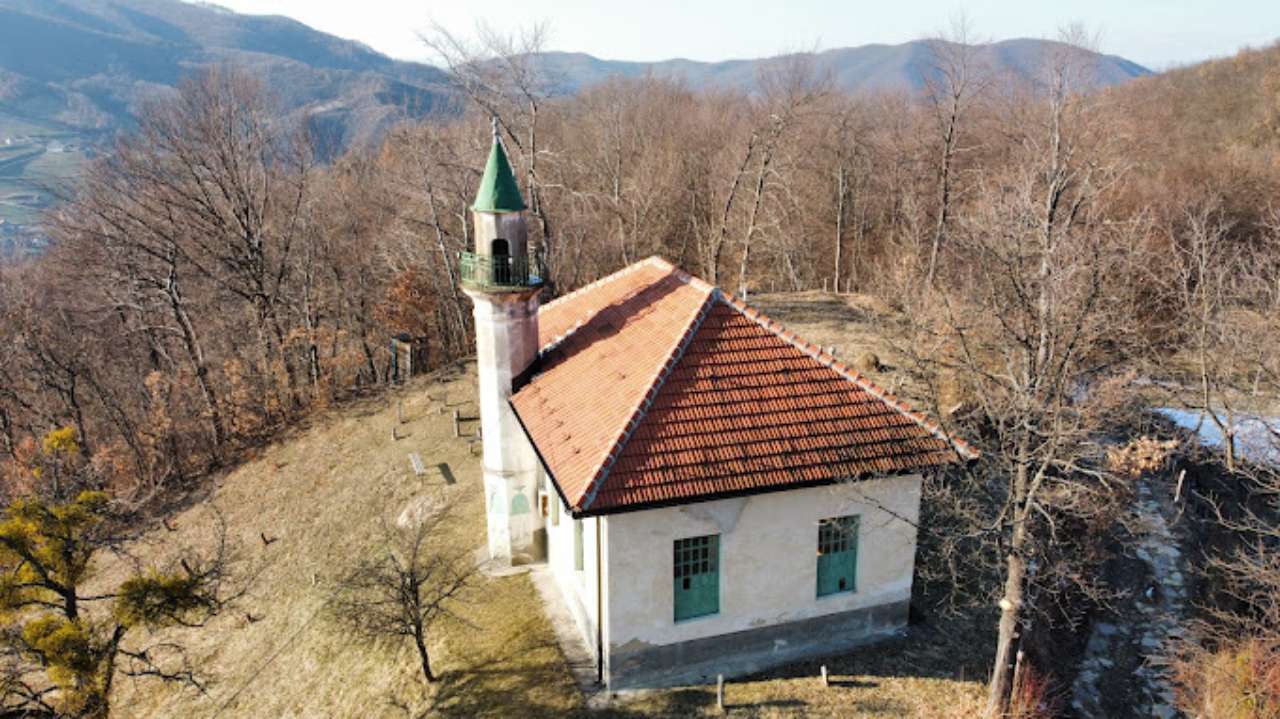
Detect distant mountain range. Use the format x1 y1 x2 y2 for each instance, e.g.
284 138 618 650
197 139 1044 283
0 0 1152 148
531 40 1151 95
0 0 1153 256
0 0 454 152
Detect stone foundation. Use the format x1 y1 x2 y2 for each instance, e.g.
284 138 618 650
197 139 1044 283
606 599 909 689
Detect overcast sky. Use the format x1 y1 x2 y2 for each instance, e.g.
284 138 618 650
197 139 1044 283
206 0 1279 71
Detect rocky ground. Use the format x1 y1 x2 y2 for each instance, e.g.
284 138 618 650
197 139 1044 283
1070 471 1190 718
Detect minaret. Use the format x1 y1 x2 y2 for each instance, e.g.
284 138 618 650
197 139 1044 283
461 119 545 565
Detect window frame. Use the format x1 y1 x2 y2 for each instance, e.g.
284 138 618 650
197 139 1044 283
673 534 720 622
816 515 860 598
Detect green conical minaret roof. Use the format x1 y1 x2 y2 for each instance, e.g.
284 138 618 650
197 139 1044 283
472 119 526 212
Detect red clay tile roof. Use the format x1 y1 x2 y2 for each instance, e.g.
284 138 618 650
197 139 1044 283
510 256 976 516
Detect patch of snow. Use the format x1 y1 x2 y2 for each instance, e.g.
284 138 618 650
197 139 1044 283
1156 408 1280 466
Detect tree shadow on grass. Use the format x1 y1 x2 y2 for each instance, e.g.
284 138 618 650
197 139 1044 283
429 609 591 719
845 697 911 715
744 608 995 688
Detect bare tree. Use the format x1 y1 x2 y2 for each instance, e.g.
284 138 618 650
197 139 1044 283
923 13 989 287
1142 201 1280 473
894 27 1138 717
421 22 557 284
734 54 829 298
330 509 476 684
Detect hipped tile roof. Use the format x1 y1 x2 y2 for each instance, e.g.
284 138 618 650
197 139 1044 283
510 257 976 516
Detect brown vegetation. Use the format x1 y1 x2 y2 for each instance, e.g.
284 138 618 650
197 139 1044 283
2 24 1280 718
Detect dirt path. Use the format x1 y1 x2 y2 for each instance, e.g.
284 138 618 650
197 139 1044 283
1070 473 1189 718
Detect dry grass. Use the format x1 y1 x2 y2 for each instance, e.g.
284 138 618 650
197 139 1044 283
109 294 986 718
112 360 579 718
750 291 927 399
604 623 988 718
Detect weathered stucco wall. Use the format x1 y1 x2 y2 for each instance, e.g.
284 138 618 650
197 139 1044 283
543 468 601 653
468 288 543 563
603 475 923 688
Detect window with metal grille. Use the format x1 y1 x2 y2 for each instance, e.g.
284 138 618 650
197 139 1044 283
816 516 859 597
673 534 719 621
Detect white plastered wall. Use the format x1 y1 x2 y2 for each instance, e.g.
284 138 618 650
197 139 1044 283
543 467 602 653
469 289 543 563
602 475 923 651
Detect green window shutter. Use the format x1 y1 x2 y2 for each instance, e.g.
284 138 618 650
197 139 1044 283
574 519 584 571
673 535 720 621
816 516 859 597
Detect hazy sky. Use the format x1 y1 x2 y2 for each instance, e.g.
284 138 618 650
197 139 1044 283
206 0 1279 70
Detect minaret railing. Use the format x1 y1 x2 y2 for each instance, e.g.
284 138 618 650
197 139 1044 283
459 251 542 289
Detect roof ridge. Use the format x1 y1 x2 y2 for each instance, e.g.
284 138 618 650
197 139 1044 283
716 292 979 462
537 256 675 353
576 276 717 512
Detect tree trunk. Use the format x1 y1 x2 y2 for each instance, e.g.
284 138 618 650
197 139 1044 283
413 626 436 683
926 110 958 288
709 133 756 285
736 147 772 299
426 188 469 349
834 162 846 293
985 546 1025 716
165 264 226 456
987 447 1032 717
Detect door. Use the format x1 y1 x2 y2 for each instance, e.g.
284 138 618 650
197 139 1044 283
817 516 859 597
673 534 719 621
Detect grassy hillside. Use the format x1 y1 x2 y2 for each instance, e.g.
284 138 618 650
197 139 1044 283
108 360 580 718
110 334 984 717
0 111 85 230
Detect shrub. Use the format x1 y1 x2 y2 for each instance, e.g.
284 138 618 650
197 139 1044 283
1176 638 1280 719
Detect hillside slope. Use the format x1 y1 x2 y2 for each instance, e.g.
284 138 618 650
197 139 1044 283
0 0 452 148
110 361 584 718
1069 39 1280 257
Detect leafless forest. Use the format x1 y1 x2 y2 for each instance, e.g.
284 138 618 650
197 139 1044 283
2 26 1279 717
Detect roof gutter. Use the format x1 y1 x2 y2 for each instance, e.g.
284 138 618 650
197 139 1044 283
595 517 604 686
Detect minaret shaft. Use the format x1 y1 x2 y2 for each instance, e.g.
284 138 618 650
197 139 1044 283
466 287 544 564
462 122 546 565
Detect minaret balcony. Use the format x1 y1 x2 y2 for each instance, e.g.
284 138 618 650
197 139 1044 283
459 251 543 291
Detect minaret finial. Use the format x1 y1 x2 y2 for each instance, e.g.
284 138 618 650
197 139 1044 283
491 115 500 144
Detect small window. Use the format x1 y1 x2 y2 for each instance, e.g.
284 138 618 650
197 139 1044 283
817 516 859 597
573 518 584 571
550 490 560 526
673 534 720 621
510 493 530 515
490 238 511 283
